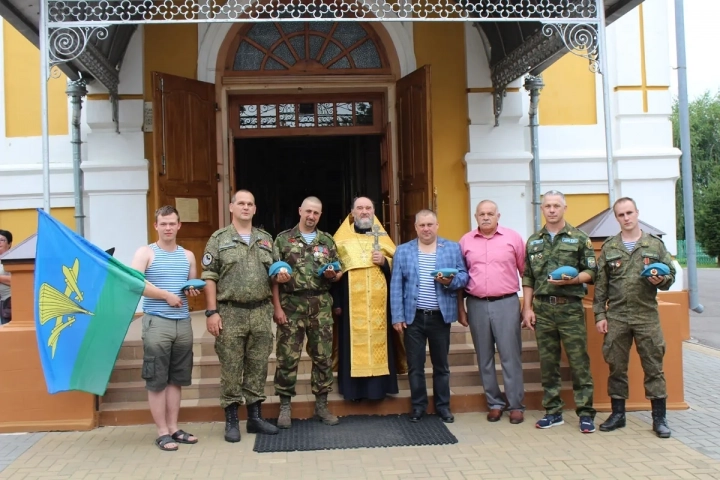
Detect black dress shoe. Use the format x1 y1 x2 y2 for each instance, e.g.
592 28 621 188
409 409 424 422
437 409 455 423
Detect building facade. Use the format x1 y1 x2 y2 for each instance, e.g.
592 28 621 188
0 0 681 290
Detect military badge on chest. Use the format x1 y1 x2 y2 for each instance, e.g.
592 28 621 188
313 245 328 261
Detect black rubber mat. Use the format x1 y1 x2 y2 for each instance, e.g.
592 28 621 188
253 414 458 453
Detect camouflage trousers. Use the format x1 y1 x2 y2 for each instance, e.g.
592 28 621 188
603 320 667 399
534 299 595 417
274 291 334 397
215 300 274 408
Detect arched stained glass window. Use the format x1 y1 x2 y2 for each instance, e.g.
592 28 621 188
229 22 389 74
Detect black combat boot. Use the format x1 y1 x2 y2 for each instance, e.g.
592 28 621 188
247 401 279 435
651 398 671 438
599 398 626 432
224 403 241 443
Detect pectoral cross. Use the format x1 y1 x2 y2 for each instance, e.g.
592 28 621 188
365 224 387 252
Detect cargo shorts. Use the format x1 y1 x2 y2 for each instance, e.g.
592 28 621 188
140 314 193 392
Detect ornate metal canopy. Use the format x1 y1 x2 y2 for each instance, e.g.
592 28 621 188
0 0 643 96
0 0 644 212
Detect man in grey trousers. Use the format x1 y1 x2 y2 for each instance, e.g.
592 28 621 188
458 200 526 424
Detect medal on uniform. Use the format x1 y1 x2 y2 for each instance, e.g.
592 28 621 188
644 257 650 265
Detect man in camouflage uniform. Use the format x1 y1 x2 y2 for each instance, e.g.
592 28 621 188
522 190 598 433
272 196 342 428
593 197 675 438
201 190 279 443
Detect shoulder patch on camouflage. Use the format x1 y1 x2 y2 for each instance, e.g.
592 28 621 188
202 252 213 266
586 256 596 268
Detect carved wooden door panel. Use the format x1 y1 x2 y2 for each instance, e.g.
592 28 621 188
396 65 433 243
152 72 219 312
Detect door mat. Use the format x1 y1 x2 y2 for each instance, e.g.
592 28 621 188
253 414 458 453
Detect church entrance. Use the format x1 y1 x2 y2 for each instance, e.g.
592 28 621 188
149 21 434 310
234 135 382 237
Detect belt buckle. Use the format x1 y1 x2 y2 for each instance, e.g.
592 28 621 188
549 296 557 305
422 309 432 315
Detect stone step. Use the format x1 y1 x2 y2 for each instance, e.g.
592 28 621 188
102 361 570 404
110 341 541 384
115 323 476 361
97 381 577 427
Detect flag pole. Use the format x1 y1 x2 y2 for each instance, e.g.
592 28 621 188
39 0 51 213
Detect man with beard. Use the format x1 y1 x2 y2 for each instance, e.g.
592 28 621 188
331 197 405 401
272 196 342 428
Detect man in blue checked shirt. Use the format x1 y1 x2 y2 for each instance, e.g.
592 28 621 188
390 209 469 423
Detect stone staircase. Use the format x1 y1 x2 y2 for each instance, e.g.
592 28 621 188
98 313 574 426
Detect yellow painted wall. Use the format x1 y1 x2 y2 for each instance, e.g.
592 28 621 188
2 20 68 138
413 23 470 241
143 24 199 241
0 208 76 245
564 193 609 227
539 52 597 126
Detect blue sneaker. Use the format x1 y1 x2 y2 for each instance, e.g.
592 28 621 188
579 416 596 433
535 413 564 429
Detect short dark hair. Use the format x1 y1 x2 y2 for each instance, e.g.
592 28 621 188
232 189 255 203
0 229 12 245
155 205 180 222
613 197 638 214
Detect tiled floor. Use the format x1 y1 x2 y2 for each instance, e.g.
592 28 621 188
2 343 720 479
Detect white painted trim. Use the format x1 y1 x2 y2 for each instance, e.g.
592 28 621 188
0 20 6 144
197 21 416 83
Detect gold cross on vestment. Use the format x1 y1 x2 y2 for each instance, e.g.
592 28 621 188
365 224 387 252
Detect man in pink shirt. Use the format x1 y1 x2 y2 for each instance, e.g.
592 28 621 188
458 200 526 424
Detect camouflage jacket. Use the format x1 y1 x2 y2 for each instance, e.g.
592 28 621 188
592 231 675 324
522 222 597 298
274 225 341 294
200 225 277 303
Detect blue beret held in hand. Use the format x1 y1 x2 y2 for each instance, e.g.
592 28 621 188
548 266 579 280
269 261 293 277
641 262 670 277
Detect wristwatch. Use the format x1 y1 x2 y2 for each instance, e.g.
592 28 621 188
205 309 218 317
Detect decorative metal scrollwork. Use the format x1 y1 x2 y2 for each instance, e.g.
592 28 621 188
48 26 109 66
47 0 599 24
541 23 599 73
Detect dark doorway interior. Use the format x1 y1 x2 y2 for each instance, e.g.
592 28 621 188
235 135 382 237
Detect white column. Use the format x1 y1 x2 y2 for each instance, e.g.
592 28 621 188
463 23 533 240
83 26 148 266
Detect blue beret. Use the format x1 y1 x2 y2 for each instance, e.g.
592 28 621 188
269 261 293 277
317 261 342 277
181 279 206 291
641 262 670 277
430 268 459 278
548 266 579 280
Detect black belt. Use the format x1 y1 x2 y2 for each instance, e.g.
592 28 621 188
219 298 271 309
471 293 517 302
416 309 441 316
288 290 328 297
535 295 582 305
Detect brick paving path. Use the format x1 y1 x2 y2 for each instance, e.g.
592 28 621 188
2 344 720 479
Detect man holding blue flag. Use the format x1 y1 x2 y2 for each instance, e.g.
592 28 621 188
131 205 200 451
593 197 675 438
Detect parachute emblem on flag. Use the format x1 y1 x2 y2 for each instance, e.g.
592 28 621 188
38 258 94 359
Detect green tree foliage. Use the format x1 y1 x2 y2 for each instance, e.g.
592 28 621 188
673 91 720 239
696 179 720 259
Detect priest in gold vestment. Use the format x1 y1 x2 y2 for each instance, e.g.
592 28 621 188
331 197 407 401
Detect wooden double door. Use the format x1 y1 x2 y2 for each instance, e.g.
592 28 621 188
150 66 433 311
